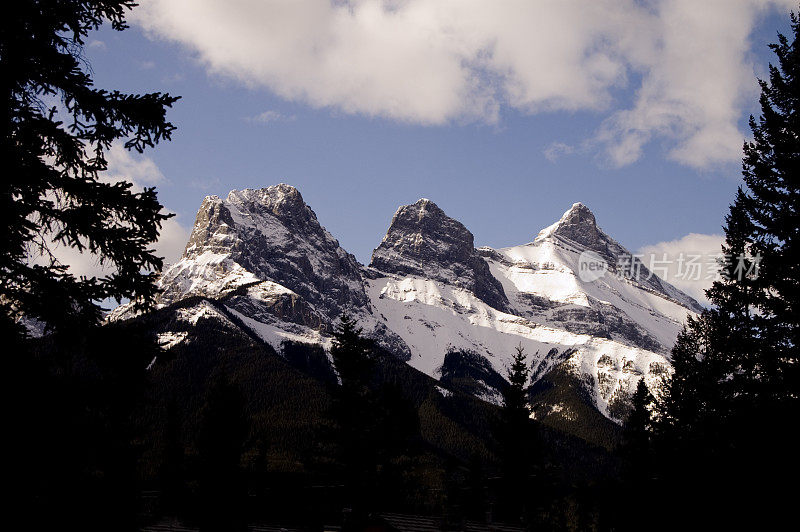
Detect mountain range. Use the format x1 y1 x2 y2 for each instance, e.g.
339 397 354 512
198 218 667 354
112 183 701 428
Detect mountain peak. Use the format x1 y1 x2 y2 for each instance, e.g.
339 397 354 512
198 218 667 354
370 200 509 311
400 198 444 221
536 202 602 246
226 183 308 216
555 201 597 229
161 183 369 319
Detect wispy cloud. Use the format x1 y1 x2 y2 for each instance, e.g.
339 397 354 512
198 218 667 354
543 142 576 163
102 145 189 266
244 110 296 124
133 0 794 170
87 39 106 50
104 144 166 185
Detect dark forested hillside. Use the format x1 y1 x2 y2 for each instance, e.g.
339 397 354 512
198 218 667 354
101 298 622 528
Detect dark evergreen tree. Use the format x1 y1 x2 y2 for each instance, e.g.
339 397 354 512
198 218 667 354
623 378 653 458
613 378 654 529
1 0 179 335
650 10 800 527
327 315 423 520
731 10 800 404
15 321 159 530
503 344 531 422
328 314 378 521
497 344 534 524
330 313 375 393
4 3 179 528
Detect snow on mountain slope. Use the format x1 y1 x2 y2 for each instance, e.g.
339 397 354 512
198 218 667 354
487 241 691 350
366 274 669 416
116 186 702 423
479 203 702 352
365 200 699 418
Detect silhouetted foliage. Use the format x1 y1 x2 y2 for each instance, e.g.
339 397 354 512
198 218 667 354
14 322 159 530
622 379 653 464
5 3 178 528
328 314 380 521
497 344 536 524
612 379 654 529
1 0 179 335
330 313 375 391
647 10 800 528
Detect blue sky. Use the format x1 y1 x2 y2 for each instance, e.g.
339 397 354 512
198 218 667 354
77 1 795 301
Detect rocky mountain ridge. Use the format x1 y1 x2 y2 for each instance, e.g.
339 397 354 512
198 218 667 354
114 184 701 424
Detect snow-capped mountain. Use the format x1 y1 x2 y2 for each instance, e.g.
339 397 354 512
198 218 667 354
116 184 702 423
370 198 509 312
159 185 368 319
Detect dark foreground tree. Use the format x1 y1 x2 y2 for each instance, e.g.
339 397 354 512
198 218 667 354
651 10 800 528
330 314 375 393
328 315 421 523
328 314 378 522
613 379 654 529
1 0 179 334
622 379 653 470
497 344 535 523
16 320 160 530
3 2 178 529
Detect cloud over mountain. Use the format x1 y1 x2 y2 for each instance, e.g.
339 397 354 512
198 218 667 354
639 232 726 305
134 0 793 169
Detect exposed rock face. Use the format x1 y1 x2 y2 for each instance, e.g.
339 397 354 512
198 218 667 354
159 184 369 320
549 303 664 353
117 186 705 425
541 203 608 255
369 199 509 311
223 282 327 331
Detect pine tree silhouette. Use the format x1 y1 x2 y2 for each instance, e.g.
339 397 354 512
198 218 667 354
1 1 179 335
498 344 534 524
329 314 378 523
651 10 800 528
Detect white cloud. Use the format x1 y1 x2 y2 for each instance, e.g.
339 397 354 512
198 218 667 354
639 232 726 306
595 0 790 169
153 216 191 266
39 216 188 280
105 143 167 185
245 110 296 124
133 0 794 169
